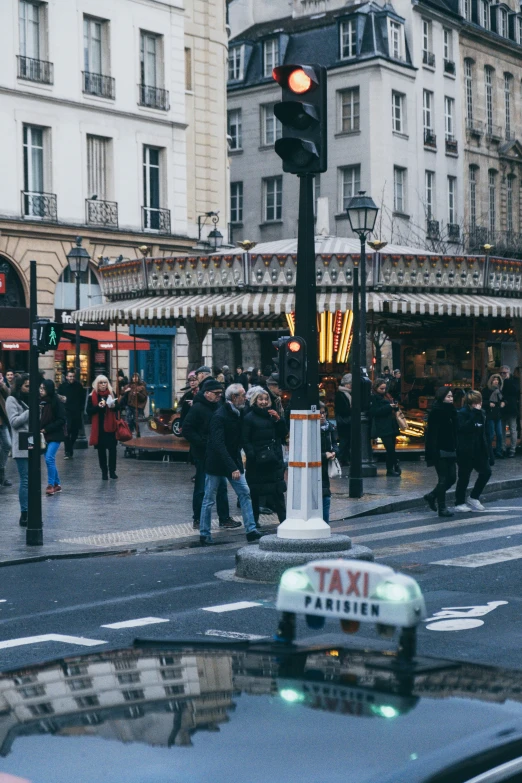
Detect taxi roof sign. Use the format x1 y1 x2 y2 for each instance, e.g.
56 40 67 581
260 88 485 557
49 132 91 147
276 559 426 630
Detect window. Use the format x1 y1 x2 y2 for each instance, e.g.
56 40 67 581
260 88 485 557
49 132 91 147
143 146 162 229
425 170 434 219
23 124 44 215
465 59 473 123
485 67 493 134
469 166 477 228
165 685 185 696
185 48 192 90
481 0 490 28
263 39 279 77
87 135 109 200
507 176 514 233
140 31 159 87
230 182 243 223
423 90 433 132
340 165 361 211
122 689 145 701
228 45 243 81
462 0 472 20
488 170 496 234
28 703 54 716
68 678 93 692
314 175 321 215
505 74 512 139
448 176 456 224
18 685 46 699
19 0 41 59
340 19 356 58
75 695 100 708
422 20 432 55
262 104 282 145
518 17 522 43
114 660 137 671
83 17 103 75
389 20 403 60
161 668 183 681
339 88 360 133
227 109 242 150
443 29 452 62
392 91 404 133
117 672 141 685
394 167 406 213
65 664 89 677
499 8 508 37
444 96 455 139
263 176 282 221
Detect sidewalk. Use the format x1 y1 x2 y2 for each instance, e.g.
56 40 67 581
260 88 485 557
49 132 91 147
2 442 522 565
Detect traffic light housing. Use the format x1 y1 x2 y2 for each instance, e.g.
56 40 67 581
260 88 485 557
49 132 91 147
272 64 327 174
272 336 307 390
34 320 63 354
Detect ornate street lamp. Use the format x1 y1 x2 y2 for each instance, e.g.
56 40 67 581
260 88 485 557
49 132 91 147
67 236 91 450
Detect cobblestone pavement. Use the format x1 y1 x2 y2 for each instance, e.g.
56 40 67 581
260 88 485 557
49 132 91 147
1 439 521 563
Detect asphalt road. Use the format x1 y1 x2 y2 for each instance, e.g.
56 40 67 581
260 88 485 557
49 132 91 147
2 496 522 672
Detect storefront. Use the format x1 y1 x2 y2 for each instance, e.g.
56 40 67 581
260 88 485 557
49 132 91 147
58 330 151 389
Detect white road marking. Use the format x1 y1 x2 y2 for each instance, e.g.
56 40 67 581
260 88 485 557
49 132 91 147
0 634 107 650
479 507 522 511
351 514 515 544
101 617 170 629
202 601 263 613
0 600 6 603
424 601 507 631
426 619 485 631
205 630 267 640
374 522 522 558
432 545 522 568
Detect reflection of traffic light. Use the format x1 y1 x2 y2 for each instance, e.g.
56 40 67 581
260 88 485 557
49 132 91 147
272 64 327 174
35 321 63 354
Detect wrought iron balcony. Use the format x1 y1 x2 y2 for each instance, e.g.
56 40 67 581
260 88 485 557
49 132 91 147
82 71 115 99
21 191 57 221
17 55 53 84
486 123 502 142
422 50 436 67
444 59 456 74
424 129 437 148
466 118 482 137
467 225 489 250
447 223 460 241
427 219 440 239
445 137 458 154
138 84 170 111
86 198 118 228
142 206 171 234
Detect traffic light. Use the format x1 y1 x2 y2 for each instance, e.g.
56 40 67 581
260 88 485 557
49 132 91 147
272 64 327 174
34 320 63 354
272 336 307 390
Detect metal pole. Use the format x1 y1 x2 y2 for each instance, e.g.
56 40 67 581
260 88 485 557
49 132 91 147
293 173 319 410
472 316 476 388
27 260 43 545
349 262 363 498
360 235 367 368
133 330 140 438
359 235 377 477
75 272 81 382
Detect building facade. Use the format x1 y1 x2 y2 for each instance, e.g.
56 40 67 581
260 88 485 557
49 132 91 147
0 0 228 402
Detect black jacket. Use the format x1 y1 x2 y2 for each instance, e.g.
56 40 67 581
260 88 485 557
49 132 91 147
182 391 219 462
425 401 458 466
179 388 198 427
501 376 519 417
57 380 86 416
242 406 287 494
205 403 244 477
457 406 493 463
334 389 351 430
40 396 66 444
321 422 338 497
370 394 399 438
482 387 503 422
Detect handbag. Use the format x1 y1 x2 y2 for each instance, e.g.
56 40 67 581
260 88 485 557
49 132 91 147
395 409 407 431
328 457 342 479
115 417 133 443
255 441 278 467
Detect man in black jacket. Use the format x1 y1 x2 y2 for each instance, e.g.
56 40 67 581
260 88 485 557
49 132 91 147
182 379 239 531
57 371 86 458
199 383 263 545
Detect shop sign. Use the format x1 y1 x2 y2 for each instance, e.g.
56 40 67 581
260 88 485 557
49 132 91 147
94 352 105 363
0 274 5 294
98 342 114 350
55 351 65 361
55 309 109 330
1 342 30 351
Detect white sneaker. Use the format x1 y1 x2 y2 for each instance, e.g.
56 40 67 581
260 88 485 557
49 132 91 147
454 504 471 512
467 498 485 512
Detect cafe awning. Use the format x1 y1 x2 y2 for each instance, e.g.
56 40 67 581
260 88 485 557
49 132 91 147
0 328 72 351
62 330 150 350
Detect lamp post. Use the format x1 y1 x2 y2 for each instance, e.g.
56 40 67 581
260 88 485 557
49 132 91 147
208 214 224 251
346 191 379 497
67 236 91 449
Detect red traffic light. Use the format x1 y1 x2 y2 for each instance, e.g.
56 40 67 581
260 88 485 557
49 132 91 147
288 69 312 94
272 65 318 94
287 339 302 353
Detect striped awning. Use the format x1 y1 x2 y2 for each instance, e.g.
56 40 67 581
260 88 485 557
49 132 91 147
370 292 522 317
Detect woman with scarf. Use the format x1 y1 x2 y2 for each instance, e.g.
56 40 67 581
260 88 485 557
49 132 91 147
334 373 352 466
87 375 120 480
122 373 148 434
39 378 66 496
6 373 30 525
424 387 458 517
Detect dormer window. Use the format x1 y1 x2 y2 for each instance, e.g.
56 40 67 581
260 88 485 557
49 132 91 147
517 16 522 43
340 19 356 59
228 45 244 81
481 0 490 29
388 20 404 61
263 38 279 78
499 7 508 37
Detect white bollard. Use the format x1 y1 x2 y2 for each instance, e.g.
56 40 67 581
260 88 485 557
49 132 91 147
277 409 331 540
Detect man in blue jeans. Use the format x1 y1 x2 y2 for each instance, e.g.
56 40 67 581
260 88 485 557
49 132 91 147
199 384 263 546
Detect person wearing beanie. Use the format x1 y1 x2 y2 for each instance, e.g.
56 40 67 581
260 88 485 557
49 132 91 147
39 378 66 496
424 387 458 517
335 373 352 466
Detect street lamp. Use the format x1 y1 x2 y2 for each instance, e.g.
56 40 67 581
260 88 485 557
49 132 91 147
346 191 379 497
67 236 90 449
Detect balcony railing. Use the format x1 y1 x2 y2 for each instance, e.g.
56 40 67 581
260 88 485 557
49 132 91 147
142 206 171 234
424 129 437 148
467 225 489 249
447 223 460 241
466 117 482 136
486 123 502 142
445 137 458 154
82 71 115 100
17 55 53 84
21 191 57 221
444 59 456 74
427 219 440 239
422 50 436 67
86 198 118 228
138 84 170 111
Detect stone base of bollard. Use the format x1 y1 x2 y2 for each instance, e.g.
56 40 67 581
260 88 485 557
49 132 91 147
235 534 374 583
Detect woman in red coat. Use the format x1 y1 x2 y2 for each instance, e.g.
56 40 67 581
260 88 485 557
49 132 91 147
87 375 121 480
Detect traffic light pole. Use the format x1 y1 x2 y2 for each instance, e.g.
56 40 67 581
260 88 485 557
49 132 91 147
27 260 43 546
359 236 377 478
349 262 363 498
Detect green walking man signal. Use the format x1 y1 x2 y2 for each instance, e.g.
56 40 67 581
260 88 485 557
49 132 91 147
33 320 64 354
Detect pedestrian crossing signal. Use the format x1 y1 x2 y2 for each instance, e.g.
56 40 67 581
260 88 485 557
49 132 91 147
34 320 63 354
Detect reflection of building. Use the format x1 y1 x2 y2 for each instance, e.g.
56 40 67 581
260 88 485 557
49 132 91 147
0 0 228 400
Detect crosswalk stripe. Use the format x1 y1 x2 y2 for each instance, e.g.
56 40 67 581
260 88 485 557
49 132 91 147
351 515 516 544
374 522 522 558
202 601 262 613
205 630 267 640
101 617 169 629
432 545 522 568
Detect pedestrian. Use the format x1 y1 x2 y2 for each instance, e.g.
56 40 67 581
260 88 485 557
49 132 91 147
388 370 402 403
382 366 392 387
5 373 29 526
39 379 66 496
5 370 15 389
234 365 249 392
178 373 199 428
199 383 264 545
182 378 239 531
122 373 148 434
87 375 120 480
482 373 504 459
0 369 12 488
499 365 519 457
424 387 458 517
319 402 339 524
117 369 128 392
57 370 86 459
222 365 233 386
370 378 401 477
454 390 494 512
266 373 285 419
242 386 287 526
334 373 352 466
